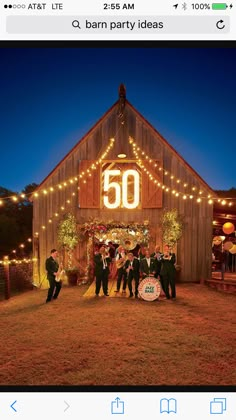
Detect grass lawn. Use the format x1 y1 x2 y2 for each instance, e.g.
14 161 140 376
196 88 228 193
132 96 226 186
0 283 235 386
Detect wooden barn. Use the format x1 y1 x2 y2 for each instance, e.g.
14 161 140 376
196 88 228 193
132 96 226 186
32 85 214 288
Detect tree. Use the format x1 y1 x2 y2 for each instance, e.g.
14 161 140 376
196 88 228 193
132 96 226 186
160 209 184 248
0 183 38 258
57 213 79 269
214 188 236 198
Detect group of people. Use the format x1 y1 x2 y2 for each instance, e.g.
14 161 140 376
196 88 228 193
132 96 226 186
94 243 177 300
44 243 177 303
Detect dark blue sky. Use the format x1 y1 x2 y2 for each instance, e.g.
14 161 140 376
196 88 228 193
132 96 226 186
0 46 235 193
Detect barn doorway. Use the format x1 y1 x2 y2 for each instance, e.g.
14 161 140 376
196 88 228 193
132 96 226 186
82 222 150 298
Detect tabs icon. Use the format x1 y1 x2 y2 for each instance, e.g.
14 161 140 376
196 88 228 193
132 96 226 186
210 398 227 414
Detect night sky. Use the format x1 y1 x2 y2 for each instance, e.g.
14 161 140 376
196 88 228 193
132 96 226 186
0 46 235 193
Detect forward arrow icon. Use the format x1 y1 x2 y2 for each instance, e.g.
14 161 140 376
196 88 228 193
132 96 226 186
64 401 70 412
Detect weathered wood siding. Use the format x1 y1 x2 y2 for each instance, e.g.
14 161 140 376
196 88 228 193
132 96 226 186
33 100 213 287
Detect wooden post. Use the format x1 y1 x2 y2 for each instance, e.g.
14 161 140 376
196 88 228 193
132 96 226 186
84 235 93 284
4 256 10 300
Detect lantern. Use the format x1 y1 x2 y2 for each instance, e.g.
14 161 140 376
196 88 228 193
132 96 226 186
222 222 235 235
229 244 236 254
223 241 233 251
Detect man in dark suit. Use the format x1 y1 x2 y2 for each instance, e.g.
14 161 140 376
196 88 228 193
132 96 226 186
45 248 61 303
160 244 176 300
115 245 127 293
140 248 157 278
151 244 164 289
125 252 140 298
94 246 111 296
137 246 146 262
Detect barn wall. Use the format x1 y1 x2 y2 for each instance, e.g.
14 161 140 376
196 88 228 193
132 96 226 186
33 103 213 287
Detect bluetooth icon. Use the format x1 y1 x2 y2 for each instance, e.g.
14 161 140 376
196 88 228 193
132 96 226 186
182 2 187 10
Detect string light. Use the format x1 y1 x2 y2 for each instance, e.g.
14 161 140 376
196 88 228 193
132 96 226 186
34 136 117 234
0 257 38 265
63 137 115 187
36 188 78 231
129 136 235 206
31 138 115 207
0 236 34 263
130 136 207 196
133 145 215 205
132 143 199 203
0 129 234 209
0 175 81 204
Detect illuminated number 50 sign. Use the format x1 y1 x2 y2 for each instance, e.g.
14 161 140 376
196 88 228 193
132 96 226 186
103 169 140 209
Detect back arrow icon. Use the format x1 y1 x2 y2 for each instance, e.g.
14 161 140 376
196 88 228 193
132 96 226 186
10 400 17 412
64 401 70 412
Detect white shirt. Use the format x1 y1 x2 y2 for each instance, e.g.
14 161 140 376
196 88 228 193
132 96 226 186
102 257 107 269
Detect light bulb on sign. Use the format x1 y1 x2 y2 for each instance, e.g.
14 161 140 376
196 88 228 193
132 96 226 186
103 168 140 209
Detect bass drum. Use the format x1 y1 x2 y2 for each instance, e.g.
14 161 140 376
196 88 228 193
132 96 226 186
138 276 161 301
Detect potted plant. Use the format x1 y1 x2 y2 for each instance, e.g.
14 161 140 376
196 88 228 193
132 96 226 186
65 267 79 286
57 213 80 286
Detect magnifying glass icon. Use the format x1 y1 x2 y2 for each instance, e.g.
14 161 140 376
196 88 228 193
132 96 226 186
72 20 81 29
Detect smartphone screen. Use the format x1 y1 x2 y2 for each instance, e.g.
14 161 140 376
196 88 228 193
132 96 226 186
0 1 235 418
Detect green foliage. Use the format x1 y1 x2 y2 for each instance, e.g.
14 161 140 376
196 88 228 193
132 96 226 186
57 213 79 251
58 213 80 270
160 209 183 247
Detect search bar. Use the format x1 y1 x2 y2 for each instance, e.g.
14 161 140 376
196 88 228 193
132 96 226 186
6 15 230 34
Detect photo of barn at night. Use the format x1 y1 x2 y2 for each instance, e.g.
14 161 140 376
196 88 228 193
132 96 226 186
32 85 215 290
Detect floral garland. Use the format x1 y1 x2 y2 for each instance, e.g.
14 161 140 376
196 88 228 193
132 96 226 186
80 218 150 245
81 219 150 281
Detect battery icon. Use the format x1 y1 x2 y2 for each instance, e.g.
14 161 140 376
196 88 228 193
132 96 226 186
212 3 227 9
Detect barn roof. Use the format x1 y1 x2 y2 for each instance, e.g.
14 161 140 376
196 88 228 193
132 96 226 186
34 96 215 195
